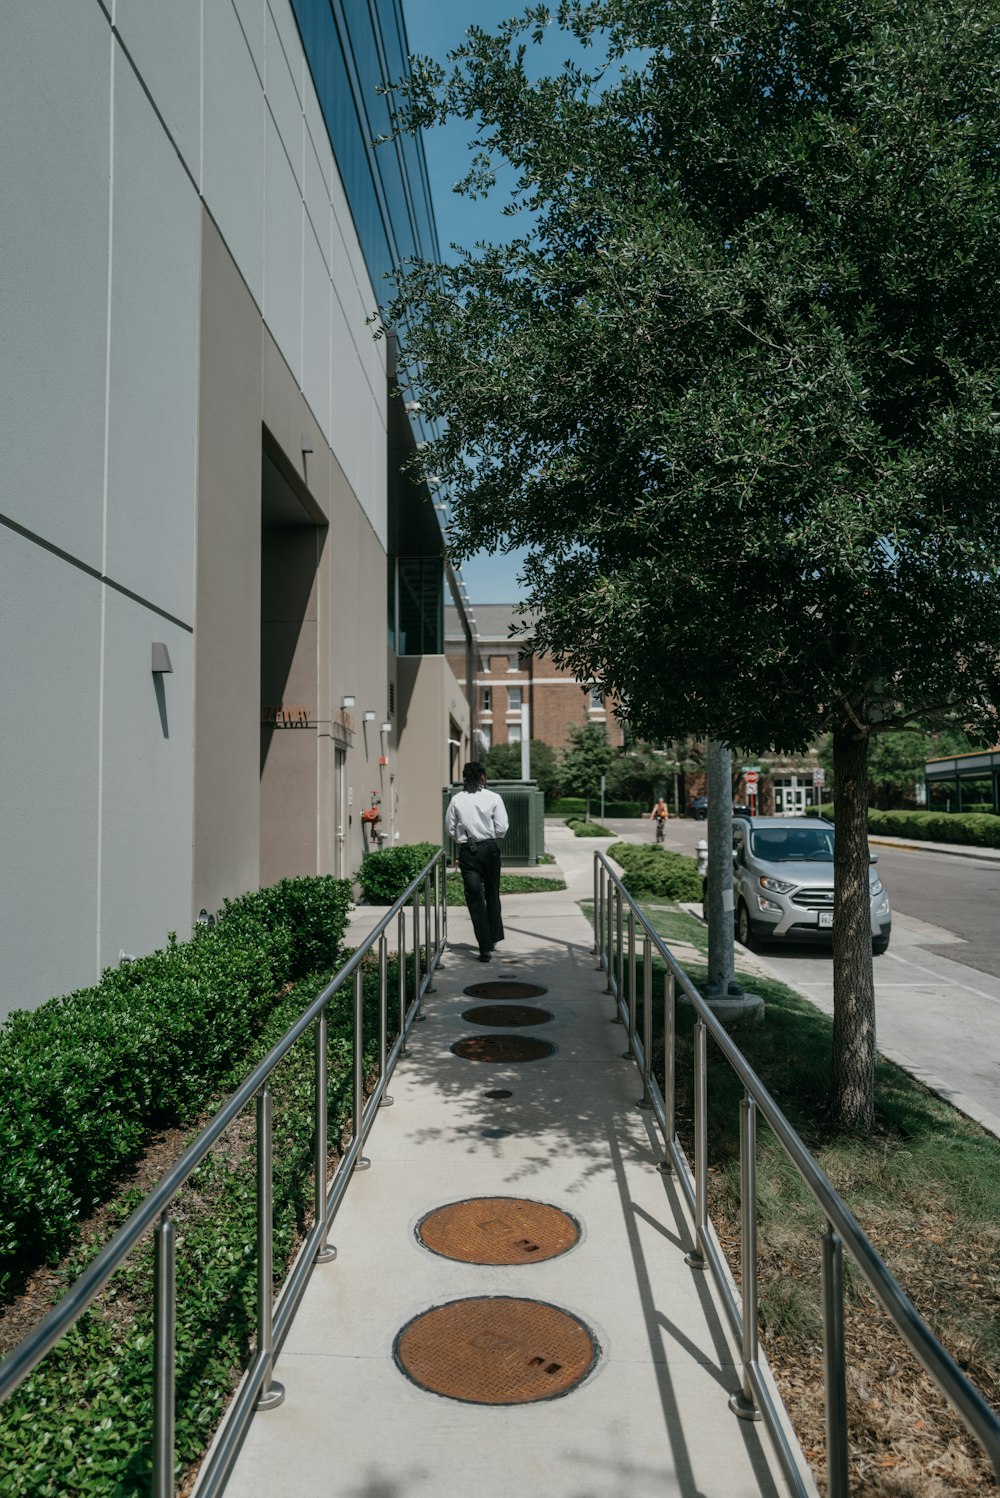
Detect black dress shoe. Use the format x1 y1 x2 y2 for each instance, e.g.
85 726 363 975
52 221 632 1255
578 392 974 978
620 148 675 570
478 951 491 963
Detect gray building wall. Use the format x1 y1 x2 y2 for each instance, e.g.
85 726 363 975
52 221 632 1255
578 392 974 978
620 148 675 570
0 0 438 1017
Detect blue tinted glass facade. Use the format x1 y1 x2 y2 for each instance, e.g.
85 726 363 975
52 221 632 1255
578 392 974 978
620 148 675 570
289 0 440 293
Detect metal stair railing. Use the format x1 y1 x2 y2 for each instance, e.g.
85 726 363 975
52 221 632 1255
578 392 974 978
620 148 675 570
593 850 1000 1498
0 851 448 1498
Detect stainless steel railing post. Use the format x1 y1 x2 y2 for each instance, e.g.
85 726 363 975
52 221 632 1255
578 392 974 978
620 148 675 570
412 888 421 1007
658 970 676 1174
353 969 371 1171
397 908 409 1056
592 858 600 956
730 1092 761 1420
152 1213 176 1498
611 887 623 1017
626 907 638 1055
255 1089 285 1409
638 934 653 1108
314 1014 336 1263
685 1018 708 1269
378 933 393 1106
441 854 448 948
603 869 613 992
433 861 441 961
823 1224 850 1498
423 876 435 991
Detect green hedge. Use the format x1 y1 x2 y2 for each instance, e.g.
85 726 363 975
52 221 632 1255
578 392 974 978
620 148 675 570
357 843 440 903
608 843 703 901
0 951 399 1496
867 809 1000 846
446 873 567 905
548 797 645 818
0 877 351 1298
566 818 611 837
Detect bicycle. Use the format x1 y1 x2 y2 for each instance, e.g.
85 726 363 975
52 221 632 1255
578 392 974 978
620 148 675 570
654 816 666 845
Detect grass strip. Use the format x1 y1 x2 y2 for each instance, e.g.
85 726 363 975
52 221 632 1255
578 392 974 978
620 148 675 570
583 896 1000 1495
0 951 409 1497
445 873 566 906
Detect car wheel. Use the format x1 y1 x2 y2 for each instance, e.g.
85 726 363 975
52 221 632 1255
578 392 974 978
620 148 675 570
873 934 890 955
736 900 756 951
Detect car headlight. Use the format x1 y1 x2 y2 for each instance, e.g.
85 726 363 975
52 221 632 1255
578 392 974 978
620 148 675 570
870 877 884 896
759 876 794 895
876 896 890 917
756 894 782 914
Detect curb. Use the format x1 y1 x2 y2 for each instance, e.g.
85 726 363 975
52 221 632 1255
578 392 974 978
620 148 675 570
867 836 1000 865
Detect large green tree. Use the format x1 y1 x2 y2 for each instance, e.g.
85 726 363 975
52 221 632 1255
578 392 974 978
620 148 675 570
384 0 1000 1126
560 723 616 820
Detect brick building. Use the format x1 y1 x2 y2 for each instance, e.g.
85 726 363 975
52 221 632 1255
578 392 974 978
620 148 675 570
445 604 626 754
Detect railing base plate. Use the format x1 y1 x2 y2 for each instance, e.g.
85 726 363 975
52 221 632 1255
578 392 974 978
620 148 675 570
729 1390 762 1422
256 1381 286 1411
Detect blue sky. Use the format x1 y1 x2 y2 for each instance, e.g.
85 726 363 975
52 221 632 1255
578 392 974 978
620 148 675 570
400 1 549 604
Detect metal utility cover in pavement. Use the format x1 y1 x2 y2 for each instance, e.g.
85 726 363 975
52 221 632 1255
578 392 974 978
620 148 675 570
451 1034 555 1063
462 980 549 1001
394 1296 599 1405
417 1197 580 1266
460 1004 553 1028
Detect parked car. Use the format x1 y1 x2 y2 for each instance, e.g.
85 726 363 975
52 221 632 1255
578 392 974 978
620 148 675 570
730 815 891 954
688 796 708 819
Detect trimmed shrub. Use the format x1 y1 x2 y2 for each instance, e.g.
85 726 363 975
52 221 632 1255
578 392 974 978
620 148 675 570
549 797 645 817
357 843 440 903
867 809 1000 847
608 843 703 901
0 877 351 1296
566 818 611 837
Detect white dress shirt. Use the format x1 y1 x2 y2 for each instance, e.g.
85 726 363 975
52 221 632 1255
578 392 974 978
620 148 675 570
445 788 509 844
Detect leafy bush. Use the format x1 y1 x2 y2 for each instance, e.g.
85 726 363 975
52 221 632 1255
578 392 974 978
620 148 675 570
608 843 703 901
867 809 1000 847
0 877 351 1297
357 843 439 903
566 818 611 837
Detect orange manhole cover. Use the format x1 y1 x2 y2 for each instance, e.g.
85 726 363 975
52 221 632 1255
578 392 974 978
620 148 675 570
451 1034 555 1063
417 1197 580 1266
394 1297 598 1404
460 1004 552 1027
463 981 548 1001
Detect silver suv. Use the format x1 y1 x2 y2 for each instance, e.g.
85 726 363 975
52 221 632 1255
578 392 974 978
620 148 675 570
732 815 892 954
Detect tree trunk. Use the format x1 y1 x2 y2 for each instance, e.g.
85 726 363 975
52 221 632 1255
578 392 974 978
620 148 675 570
830 725 876 1131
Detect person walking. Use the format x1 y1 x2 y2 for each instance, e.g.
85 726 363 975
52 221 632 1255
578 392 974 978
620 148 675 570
445 761 509 962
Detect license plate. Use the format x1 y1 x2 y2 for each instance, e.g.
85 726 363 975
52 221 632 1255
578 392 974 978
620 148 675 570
818 911 833 929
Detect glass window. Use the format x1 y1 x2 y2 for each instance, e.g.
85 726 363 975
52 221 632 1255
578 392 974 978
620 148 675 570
481 687 492 712
507 686 521 711
508 722 522 744
476 725 492 751
590 688 603 709
396 558 443 655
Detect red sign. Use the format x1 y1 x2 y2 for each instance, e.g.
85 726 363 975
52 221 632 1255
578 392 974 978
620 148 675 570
744 770 760 789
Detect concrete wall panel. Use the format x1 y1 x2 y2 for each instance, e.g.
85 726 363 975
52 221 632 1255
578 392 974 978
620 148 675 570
231 0 267 81
303 226 333 447
98 595 194 972
0 0 109 567
264 113 303 385
268 0 305 102
114 0 202 179
204 0 265 308
192 216 265 916
106 61 200 623
0 537 101 1017
265 7 303 188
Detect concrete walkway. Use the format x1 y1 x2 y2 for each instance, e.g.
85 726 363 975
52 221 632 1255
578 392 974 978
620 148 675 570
221 828 799 1498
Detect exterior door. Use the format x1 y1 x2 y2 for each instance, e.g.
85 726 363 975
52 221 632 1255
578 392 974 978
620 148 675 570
334 748 347 877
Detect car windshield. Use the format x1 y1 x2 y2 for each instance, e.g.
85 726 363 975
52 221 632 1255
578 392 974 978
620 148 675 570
749 826 834 862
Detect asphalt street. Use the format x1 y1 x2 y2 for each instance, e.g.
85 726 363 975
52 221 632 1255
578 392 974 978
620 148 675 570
593 814 1000 1135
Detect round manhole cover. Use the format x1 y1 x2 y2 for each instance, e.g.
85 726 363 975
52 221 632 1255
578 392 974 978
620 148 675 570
451 1034 555 1063
463 981 549 1001
461 1004 552 1028
483 1089 513 1099
394 1297 598 1405
417 1198 580 1266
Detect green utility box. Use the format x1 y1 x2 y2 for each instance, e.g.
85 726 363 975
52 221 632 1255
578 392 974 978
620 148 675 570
442 780 546 867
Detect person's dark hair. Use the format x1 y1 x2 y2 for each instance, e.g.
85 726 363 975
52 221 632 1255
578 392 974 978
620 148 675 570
462 761 486 791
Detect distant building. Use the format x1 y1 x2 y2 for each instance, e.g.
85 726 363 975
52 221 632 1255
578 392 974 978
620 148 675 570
446 605 626 754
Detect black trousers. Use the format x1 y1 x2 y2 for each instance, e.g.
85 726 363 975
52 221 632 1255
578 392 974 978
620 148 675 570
457 838 504 955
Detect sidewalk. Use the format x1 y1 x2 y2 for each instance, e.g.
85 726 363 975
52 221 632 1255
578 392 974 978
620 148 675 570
220 827 801 1498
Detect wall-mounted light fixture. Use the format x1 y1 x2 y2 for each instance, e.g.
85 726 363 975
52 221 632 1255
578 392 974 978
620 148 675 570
196 908 216 930
151 643 173 674
363 710 376 722
404 400 423 413
341 695 356 709
380 721 392 735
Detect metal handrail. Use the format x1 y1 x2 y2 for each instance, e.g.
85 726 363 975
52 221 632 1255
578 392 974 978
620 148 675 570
0 851 449 1498
593 850 1000 1498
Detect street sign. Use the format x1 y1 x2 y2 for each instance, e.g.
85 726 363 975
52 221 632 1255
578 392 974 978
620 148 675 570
744 770 760 789
813 768 826 787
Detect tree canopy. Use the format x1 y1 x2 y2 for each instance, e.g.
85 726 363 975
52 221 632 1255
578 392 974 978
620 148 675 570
384 0 1000 1126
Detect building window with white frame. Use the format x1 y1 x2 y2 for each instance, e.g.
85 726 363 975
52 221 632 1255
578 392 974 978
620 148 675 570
508 721 522 744
476 725 492 751
507 686 522 712
589 687 603 710
481 686 492 712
